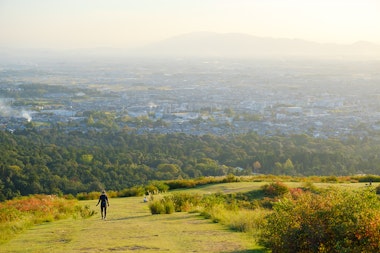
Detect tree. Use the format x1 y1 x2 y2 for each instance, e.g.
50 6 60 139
283 158 295 175
86 115 95 125
273 162 283 175
156 164 181 180
253 161 261 174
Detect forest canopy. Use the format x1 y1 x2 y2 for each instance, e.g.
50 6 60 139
1 128 380 200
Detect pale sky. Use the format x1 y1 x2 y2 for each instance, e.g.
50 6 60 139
0 0 379 49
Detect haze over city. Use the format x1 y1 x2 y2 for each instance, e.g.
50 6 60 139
1 0 379 51
1 1 379 134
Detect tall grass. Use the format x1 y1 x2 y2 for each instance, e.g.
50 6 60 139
148 192 269 237
0 195 94 244
148 195 175 214
199 200 268 236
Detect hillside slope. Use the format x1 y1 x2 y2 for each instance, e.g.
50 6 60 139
2 196 261 252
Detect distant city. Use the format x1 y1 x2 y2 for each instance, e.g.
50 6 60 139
1 57 380 138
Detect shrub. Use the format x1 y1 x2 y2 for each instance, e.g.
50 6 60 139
353 175 380 183
200 193 226 209
301 181 319 193
149 201 165 214
321 175 338 183
76 190 118 200
288 187 305 199
181 176 226 187
199 202 228 223
163 197 175 214
148 181 170 193
229 208 269 234
0 195 94 244
76 191 99 200
260 188 380 253
118 186 145 197
261 182 289 197
165 179 197 189
148 197 175 215
75 204 96 218
169 193 203 212
198 193 228 221
222 174 239 183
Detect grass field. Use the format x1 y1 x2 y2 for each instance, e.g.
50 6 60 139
1 181 375 253
1 195 266 252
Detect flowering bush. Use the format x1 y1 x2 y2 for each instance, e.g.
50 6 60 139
260 188 380 253
0 195 94 243
261 182 289 197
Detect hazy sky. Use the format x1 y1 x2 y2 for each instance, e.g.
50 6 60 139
0 0 379 49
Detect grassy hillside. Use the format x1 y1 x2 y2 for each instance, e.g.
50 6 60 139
2 180 377 252
2 195 266 253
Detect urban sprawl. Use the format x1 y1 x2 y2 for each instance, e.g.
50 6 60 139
1 58 379 138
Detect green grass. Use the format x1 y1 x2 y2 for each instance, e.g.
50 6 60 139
2 181 374 253
171 181 269 194
1 196 267 253
171 180 376 194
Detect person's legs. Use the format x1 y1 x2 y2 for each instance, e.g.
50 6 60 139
101 206 105 219
104 206 107 219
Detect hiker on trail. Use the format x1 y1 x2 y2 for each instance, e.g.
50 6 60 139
96 190 109 220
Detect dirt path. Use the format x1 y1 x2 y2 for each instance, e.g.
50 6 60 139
2 197 262 253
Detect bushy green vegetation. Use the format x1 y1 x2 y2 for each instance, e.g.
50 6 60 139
149 190 272 236
2 178 380 252
261 181 290 197
149 196 175 214
2 126 380 199
0 195 94 244
146 180 380 252
260 188 380 252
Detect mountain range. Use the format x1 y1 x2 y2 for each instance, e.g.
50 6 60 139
133 32 380 59
1 32 380 61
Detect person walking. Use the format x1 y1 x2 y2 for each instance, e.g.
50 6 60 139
96 190 109 220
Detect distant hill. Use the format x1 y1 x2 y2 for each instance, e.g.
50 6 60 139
131 32 380 59
1 32 380 61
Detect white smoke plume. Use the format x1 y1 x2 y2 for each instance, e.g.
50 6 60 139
0 99 32 122
21 110 32 122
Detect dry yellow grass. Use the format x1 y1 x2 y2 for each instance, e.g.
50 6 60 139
2 196 264 253
3 181 372 252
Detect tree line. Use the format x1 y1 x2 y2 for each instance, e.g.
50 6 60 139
1 127 380 200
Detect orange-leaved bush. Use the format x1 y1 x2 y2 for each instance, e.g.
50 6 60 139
261 181 289 197
260 188 380 253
